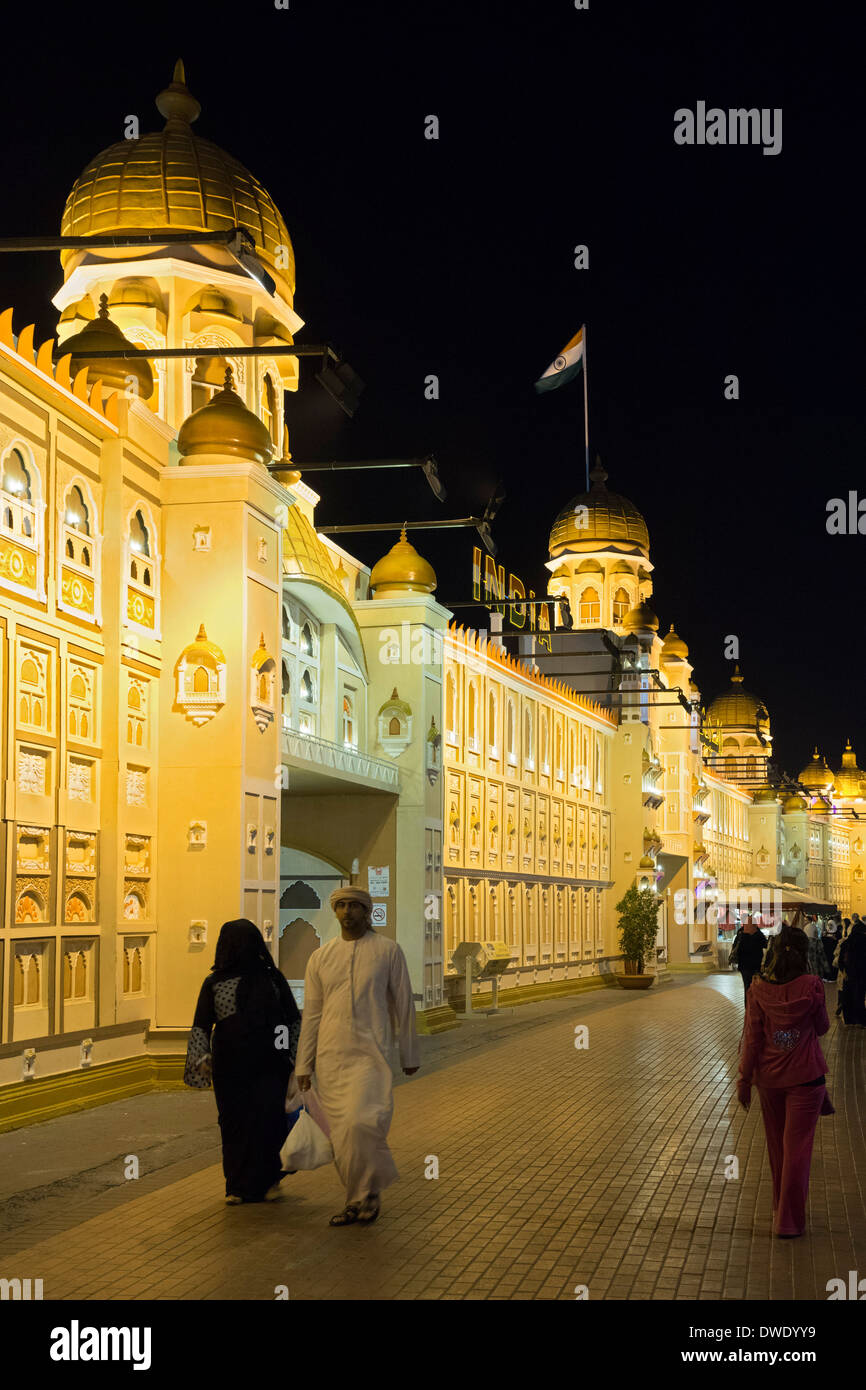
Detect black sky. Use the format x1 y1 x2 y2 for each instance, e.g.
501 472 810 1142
0 1 862 778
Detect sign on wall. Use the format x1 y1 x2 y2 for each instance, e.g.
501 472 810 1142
371 902 387 927
471 547 552 652
368 866 390 897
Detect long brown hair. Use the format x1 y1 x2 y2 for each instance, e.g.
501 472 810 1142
761 922 810 984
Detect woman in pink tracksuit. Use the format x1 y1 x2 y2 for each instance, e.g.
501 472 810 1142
737 923 834 1238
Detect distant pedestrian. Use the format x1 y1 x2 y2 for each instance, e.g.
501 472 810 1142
731 915 768 995
295 886 419 1226
838 918 866 1027
821 920 841 981
738 923 834 1238
184 920 301 1204
803 915 822 976
834 919 852 1015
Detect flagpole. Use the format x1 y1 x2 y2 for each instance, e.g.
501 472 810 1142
582 323 590 490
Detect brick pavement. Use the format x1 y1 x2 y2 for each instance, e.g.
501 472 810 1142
0 973 863 1300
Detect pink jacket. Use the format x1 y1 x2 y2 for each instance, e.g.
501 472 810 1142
738 974 829 1092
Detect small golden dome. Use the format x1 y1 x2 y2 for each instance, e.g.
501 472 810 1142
178 365 274 465
60 61 295 300
622 600 659 633
250 632 274 669
56 294 154 400
108 278 162 310
184 623 225 666
707 665 770 730
638 854 655 869
271 448 301 486
783 791 806 813
549 461 649 559
834 740 864 798
661 624 688 660
378 687 412 717
798 748 834 792
369 527 437 597
752 784 779 804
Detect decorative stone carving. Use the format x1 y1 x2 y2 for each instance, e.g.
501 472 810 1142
377 688 413 757
68 758 92 802
126 768 147 806
189 920 207 944
15 880 47 922
65 881 93 923
123 881 148 920
188 820 207 848
66 831 97 876
193 525 211 551
125 835 151 875
16 826 49 874
17 748 46 795
176 624 226 725
249 634 276 733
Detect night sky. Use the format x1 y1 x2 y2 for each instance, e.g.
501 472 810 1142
0 2 861 778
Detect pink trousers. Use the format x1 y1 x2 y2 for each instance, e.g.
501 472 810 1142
757 1084 825 1235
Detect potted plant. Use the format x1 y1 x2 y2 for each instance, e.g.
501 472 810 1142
614 884 663 989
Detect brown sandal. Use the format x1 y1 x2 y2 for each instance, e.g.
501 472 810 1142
357 1194 380 1224
329 1203 360 1226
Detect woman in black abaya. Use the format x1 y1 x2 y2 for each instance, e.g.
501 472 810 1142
184 920 301 1203
838 919 866 1027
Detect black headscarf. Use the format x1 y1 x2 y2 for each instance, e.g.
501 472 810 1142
760 923 810 984
211 919 300 1025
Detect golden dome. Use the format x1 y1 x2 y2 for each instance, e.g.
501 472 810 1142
55 293 154 400
661 624 688 660
108 278 163 310
378 687 412 717
622 601 659 633
178 365 274 465
798 748 834 793
834 740 864 798
60 61 295 300
183 623 225 666
783 791 806 813
706 665 769 729
638 854 655 869
752 784 779 804
369 528 437 597
549 461 649 559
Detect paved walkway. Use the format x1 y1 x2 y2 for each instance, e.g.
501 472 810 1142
0 974 864 1300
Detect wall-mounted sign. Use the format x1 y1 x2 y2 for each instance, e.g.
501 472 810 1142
472 547 553 651
368 865 390 897
371 902 387 927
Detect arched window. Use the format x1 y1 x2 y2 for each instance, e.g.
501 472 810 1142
129 510 150 560
301 670 313 703
524 706 534 765
261 372 279 447
2 449 31 501
488 690 496 749
467 683 477 747
193 666 209 693
342 694 355 747
579 586 600 624
612 587 629 625
300 622 314 657
507 700 516 761
570 728 577 782
446 670 456 734
281 660 291 727
282 606 291 640
541 714 549 769
65 485 90 534
555 724 563 776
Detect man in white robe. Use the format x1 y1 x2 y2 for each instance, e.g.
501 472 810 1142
295 886 419 1225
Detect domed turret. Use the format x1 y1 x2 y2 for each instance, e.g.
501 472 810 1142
55 293 153 400
660 624 688 661
783 791 807 813
798 748 834 795
834 740 865 799
369 527 436 598
707 665 769 730
548 461 649 560
178 365 274 465
622 601 659 634
60 61 295 301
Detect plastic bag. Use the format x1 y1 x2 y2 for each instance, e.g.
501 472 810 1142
280 1106 333 1172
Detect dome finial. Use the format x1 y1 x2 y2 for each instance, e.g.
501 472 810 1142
731 664 743 684
156 59 201 125
589 455 608 487
97 292 110 320
223 364 235 392
400 522 408 542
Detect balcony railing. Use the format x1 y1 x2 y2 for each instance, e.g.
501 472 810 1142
282 728 399 790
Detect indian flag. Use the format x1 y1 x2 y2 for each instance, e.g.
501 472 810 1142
534 328 585 393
